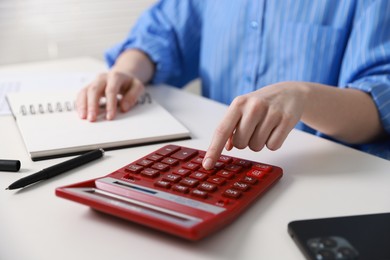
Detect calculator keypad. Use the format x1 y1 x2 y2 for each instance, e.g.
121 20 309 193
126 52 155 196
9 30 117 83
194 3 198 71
120 145 277 207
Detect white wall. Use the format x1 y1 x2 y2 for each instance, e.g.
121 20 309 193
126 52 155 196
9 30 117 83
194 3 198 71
0 0 156 65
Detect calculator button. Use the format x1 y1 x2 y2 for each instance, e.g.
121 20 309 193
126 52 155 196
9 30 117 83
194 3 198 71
154 180 171 189
233 182 250 191
125 164 143 173
224 164 242 173
156 145 180 156
253 163 272 172
161 157 179 166
233 159 252 168
172 184 189 193
247 169 266 179
190 172 208 181
141 168 160 178
151 162 170 171
191 189 208 199
136 159 154 167
182 162 200 171
218 155 232 163
173 168 191 177
207 176 226 186
241 176 258 185
223 189 242 199
191 157 204 164
214 161 225 169
217 198 231 206
216 170 235 179
198 167 217 174
162 174 181 183
180 177 199 188
171 148 198 161
198 182 217 192
147 154 163 161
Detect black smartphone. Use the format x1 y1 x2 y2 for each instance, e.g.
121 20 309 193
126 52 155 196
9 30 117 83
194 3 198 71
288 212 390 260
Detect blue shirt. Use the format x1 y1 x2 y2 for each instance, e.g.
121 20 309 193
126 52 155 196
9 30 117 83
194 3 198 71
106 0 390 160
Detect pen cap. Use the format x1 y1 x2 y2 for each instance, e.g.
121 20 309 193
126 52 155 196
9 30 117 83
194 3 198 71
0 159 21 172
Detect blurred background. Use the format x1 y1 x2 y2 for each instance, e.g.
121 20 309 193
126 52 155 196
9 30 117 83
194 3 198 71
0 0 200 92
0 0 156 65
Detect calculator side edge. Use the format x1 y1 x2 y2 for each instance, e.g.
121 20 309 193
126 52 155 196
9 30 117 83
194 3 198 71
55 178 208 240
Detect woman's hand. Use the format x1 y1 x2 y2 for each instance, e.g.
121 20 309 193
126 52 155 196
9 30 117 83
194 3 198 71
76 49 155 122
202 80 384 170
76 71 145 122
202 81 308 169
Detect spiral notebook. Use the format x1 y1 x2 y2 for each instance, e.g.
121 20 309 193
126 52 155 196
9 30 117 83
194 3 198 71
6 91 191 161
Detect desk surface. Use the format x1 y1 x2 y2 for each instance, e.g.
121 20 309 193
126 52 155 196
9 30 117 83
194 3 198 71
1 58 389 260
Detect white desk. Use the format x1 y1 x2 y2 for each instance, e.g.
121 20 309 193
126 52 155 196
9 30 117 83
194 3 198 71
1 58 389 260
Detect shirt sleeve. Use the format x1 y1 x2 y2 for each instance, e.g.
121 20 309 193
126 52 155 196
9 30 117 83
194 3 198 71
105 0 204 88
339 0 390 136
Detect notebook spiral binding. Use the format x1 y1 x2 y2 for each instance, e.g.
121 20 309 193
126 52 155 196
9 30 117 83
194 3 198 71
137 92 152 105
19 92 152 116
20 101 75 116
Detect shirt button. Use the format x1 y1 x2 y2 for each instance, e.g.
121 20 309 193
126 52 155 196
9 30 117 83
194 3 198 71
250 21 259 29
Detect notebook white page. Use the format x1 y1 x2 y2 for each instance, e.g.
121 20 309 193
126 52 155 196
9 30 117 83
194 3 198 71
6 91 190 160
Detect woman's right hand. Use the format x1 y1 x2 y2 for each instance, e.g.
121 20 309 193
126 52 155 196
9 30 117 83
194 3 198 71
76 71 145 122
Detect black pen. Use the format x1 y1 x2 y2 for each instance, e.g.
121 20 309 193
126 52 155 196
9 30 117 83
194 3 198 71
6 149 104 190
0 159 21 172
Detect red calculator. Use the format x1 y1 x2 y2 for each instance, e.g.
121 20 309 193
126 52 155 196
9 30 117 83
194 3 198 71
56 145 283 240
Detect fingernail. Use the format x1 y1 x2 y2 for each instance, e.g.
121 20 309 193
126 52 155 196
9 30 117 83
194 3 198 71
202 157 213 170
78 110 86 119
87 112 95 121
106 111 113 120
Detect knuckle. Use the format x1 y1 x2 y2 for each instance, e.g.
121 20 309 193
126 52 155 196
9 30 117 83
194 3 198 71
231 95 247 108
132 77 142 86
250 145 263 152
279 109 292 120
89 82 101 92
267 108 283 123
247 99 265 117
232 137 247 150
96 73 107 82
266 107 279 117
109 71 125 83
249 140 264 152
105 86 118 95
234 143 247 150
132 80 145 93
282 112 299 127
266 139 282 151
